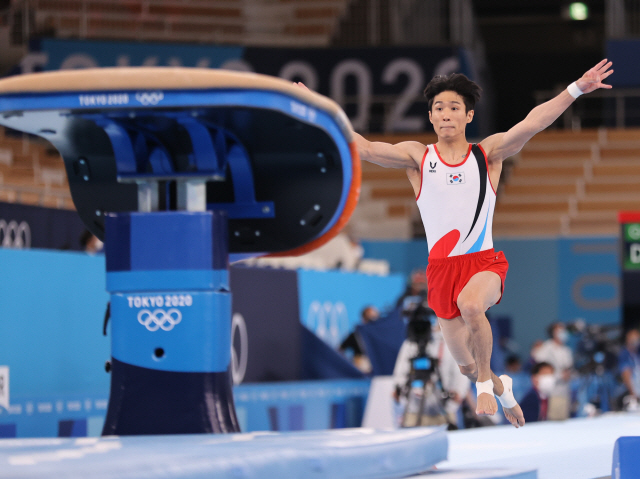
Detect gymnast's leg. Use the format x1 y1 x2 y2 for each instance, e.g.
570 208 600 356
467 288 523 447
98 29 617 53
439 271 525 428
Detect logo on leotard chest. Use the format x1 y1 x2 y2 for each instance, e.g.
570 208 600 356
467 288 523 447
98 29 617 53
447 172 465 184
428 161 437 173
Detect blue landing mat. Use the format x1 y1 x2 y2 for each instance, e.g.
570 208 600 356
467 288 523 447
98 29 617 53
0 427 447 479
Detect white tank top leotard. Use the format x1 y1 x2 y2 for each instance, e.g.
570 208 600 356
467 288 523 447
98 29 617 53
416 143 496 259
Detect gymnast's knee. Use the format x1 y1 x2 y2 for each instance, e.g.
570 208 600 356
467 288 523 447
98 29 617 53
459 362 478 381
457 298 485 323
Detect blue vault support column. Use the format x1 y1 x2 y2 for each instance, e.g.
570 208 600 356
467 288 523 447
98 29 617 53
102 210 239 435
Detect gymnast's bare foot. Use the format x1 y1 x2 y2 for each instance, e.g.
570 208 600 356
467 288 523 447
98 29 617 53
503 403 525 428
476 392 498 416
498 374 525 428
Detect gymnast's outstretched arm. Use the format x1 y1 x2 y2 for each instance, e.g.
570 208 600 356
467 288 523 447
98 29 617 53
352 132 425 170
294 82 424 170
480 59 614 164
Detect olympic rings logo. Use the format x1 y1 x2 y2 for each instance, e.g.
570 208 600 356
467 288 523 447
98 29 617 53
137 308 182 331
0 219 31 249
135 91 164 106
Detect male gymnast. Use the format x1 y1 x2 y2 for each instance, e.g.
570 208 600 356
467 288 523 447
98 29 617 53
297 59 613 427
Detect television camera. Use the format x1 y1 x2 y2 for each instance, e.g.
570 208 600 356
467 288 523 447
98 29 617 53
397 302 457 429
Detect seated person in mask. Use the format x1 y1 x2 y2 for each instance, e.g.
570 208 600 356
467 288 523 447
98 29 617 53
520 362 555 423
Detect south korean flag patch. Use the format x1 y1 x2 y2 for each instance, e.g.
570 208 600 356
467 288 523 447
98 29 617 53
447 172 465 185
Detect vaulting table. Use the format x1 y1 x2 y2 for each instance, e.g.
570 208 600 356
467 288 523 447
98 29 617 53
0 68 360 435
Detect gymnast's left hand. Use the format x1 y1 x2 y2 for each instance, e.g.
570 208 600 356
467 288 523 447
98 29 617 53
575 59 614 94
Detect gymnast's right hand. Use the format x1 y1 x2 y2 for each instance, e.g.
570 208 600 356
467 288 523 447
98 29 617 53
293 82 311 92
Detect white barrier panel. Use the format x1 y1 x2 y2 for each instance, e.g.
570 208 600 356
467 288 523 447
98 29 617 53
362 375 397 429
0 367 8 410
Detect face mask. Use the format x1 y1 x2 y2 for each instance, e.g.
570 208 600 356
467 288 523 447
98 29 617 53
630 339 640 352
537 374 556 398
555 329 568 344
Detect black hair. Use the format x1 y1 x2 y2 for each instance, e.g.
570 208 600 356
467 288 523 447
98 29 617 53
423 73 482 112
531 361 554 376
547 322 562 338
361 305 377 320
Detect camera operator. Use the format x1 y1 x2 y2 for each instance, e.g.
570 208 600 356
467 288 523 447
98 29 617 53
532 322 574 382
395 270 427 311
392 302 470 428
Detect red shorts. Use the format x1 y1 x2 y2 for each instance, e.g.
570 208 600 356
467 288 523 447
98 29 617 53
426 248 509 320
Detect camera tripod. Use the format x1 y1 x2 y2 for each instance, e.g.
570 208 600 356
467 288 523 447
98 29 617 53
400 348 457 430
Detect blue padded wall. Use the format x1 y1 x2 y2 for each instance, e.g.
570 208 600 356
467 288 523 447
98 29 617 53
612 436 640 479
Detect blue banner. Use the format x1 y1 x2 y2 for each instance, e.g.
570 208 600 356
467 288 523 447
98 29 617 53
297 270 405 348
558 238 620 324
234 379 369 433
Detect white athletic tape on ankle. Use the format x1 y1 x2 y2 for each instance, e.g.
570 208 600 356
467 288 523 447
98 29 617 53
497 375 518 409
567 82 583 99
476 379 493 397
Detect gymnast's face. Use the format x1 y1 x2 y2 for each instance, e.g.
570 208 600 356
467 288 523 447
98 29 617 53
428 91 474 140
